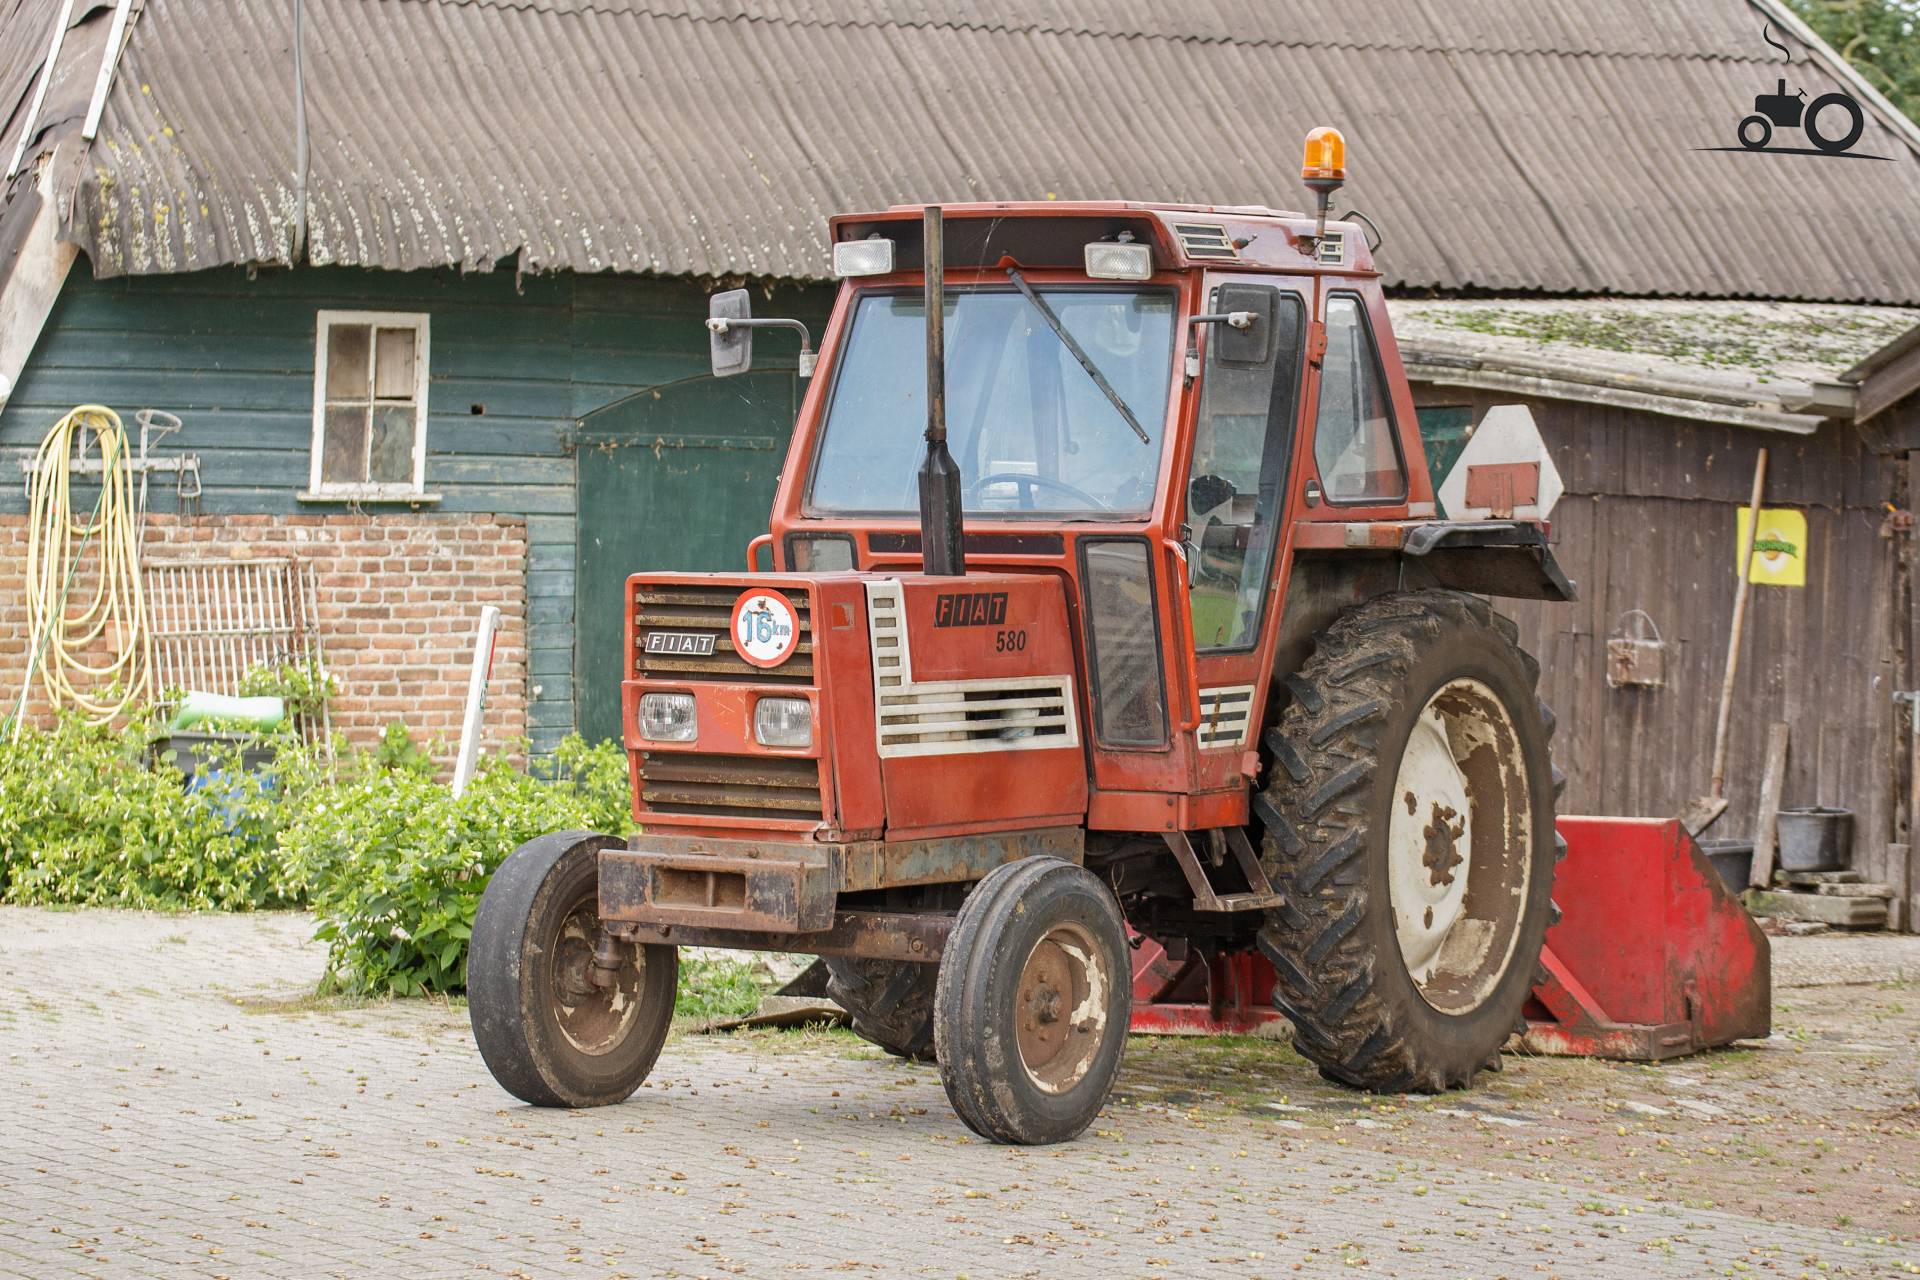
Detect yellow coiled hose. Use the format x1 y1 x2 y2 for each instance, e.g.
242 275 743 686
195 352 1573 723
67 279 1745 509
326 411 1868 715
19 405 152 728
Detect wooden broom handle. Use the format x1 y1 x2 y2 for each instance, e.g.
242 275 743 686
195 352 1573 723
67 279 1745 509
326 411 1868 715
1709 447 1768 799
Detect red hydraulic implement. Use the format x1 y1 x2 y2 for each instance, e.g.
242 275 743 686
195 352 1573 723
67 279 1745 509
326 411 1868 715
1129 942 1280 1037
1519 816 1771 1058
1129 816 1772 1060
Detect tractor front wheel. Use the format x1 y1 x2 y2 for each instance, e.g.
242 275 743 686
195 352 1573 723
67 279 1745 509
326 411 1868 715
468 832 678 1108
933 857 1131 1144
1255 591 1559 1093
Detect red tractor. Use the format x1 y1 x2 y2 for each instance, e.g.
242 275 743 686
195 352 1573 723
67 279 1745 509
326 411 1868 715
468 129 1575 1145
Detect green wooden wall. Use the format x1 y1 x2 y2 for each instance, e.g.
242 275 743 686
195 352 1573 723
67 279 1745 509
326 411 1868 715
0 265 833 752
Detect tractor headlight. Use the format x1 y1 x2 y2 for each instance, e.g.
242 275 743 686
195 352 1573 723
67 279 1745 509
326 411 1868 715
1084 240 1152 281
638 692 697 742
833 238 895 278
754 697 813 748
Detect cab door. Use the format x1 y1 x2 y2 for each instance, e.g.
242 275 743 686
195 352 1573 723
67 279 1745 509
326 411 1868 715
1176 274 1312 795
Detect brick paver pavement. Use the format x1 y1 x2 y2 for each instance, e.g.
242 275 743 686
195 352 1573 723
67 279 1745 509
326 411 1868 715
1 906 1914 1278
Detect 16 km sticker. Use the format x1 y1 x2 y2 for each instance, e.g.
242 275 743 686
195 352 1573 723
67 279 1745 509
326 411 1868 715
731 589 800 668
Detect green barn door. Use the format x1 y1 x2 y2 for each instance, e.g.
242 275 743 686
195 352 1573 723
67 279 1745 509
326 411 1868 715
574 371 801 743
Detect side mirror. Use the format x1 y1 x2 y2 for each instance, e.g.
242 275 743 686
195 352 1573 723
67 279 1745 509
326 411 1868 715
709 289 753 378
706 289 817 379
1210 284 1277 365
1183 283 1278 378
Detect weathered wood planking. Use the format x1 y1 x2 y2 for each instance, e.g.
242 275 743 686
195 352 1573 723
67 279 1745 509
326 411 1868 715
1416 389 1906 923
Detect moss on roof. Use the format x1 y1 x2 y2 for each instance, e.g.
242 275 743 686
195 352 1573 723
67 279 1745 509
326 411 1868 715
1422 304 1916 375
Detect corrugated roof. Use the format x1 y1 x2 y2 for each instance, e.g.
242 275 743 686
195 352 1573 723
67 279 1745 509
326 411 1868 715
1391 298 1920 433
4 0 1920 301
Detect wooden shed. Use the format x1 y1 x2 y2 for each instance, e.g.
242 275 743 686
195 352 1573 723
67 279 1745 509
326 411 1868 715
1390 298 1920 929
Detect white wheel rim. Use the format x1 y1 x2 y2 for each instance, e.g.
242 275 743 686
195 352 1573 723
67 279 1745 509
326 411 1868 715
552 901 644 1056
1385 678 1533 1012
1014 922 1110 1095
1388 700 1473 985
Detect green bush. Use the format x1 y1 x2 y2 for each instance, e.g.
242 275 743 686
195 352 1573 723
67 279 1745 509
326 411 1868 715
0 711 657 1001
283 733 633 996
0 715 306 911
540 731 633 832
237 658 339 721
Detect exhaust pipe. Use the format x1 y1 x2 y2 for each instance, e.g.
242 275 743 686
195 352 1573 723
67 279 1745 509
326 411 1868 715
917 205 965 577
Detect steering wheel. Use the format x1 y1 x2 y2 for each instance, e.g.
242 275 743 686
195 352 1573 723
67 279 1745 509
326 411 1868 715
965 472 1111 511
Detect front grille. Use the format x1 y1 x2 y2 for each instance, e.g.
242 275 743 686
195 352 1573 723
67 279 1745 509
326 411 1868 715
865 579 1080 760
878 685 1074 754
632 582 813 685
637 752 823 822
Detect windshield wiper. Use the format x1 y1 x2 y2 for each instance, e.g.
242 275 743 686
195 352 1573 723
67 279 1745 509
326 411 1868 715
1004 267 1152 444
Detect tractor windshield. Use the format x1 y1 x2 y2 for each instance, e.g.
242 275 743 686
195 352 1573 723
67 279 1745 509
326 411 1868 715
807 286 1177 518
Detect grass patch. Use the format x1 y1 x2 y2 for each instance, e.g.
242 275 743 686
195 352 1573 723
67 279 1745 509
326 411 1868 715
675 953 774 1022
718 1022 876 1055
231 990 391 1016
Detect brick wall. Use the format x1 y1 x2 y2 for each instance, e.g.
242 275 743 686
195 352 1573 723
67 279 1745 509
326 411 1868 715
0 513 532 762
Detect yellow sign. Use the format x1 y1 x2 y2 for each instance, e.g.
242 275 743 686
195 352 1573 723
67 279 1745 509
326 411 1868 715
1736 507 1807 587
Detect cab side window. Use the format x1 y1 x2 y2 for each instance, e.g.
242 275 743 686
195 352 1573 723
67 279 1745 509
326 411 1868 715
1186 285 1305 651
1313 295 1405 504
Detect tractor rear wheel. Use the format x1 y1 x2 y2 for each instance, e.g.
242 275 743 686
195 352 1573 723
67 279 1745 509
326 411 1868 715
824 885 964 1060
1254 590 1559 1093
824 957 939 1060
468 831 678 1108
934 857 1131 1144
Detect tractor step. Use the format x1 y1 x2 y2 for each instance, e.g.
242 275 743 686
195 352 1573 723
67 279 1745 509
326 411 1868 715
1162 829 1284 913
1209 891 1285 911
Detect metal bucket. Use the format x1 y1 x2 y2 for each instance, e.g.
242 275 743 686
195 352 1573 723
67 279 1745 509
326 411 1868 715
1774 807 1853 873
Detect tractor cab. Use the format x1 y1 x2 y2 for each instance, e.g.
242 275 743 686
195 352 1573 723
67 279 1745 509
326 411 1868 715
694 189 1508 837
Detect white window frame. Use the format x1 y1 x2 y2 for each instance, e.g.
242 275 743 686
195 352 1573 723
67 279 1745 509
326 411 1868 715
305 309 433 501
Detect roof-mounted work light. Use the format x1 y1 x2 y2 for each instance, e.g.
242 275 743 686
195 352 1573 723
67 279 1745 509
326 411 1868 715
1084 237 1152 280
833 237 896 278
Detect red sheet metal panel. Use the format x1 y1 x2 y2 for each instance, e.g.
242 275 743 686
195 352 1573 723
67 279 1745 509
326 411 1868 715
1129 816 1772 1062
1520 815 1771 1058
1129 938 1282 1037
877 575 1089 838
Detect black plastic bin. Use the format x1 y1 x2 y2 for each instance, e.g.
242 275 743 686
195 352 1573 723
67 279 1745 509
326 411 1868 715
1699 839 1754 893
148 730 277 784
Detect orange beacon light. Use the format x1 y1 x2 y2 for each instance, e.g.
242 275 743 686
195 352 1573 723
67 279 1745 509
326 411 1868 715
1302 126 1347 183
1301 126 1347 243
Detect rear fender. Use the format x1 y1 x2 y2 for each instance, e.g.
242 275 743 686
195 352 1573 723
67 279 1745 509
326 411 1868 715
1401 522 1577 602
